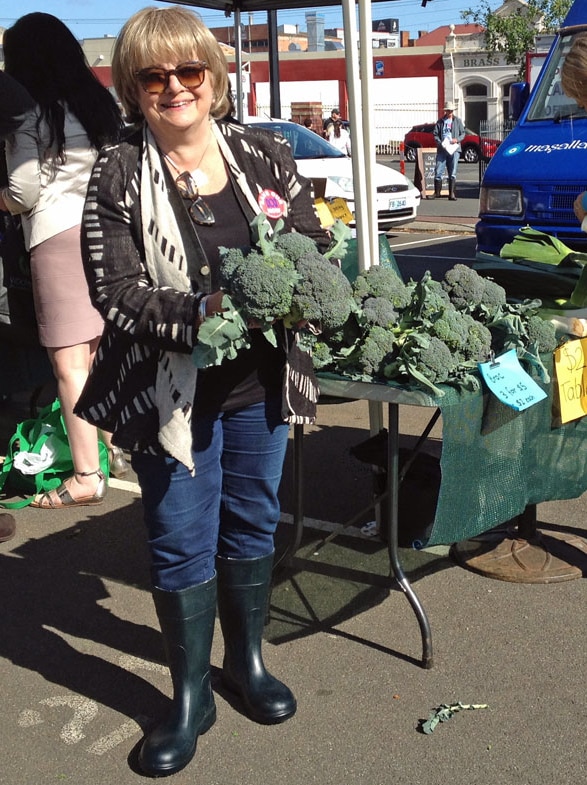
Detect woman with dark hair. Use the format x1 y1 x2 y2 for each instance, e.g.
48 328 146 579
0 12 128 505
74 4 330 777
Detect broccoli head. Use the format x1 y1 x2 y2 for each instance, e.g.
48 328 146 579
413 336 458 385
460 314 492 363
407 272 451 323
480 277 507 319
430 307 470 352
357 325 397 378
441 264 486 311
311 340 335 371
289 252 354 331
218 245 249 289
361 296 399 329
220 248 298 323
525 314 558 353
274 231 319 264
352 265 411 311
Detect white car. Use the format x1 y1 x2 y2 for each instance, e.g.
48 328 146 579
247 118 420 230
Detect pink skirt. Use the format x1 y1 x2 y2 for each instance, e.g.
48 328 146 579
30 226 104 348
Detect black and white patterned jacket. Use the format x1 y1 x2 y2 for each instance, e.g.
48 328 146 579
75 118 329 453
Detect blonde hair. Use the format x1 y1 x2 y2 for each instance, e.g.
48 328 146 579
112 5 231 124
561 32 587 104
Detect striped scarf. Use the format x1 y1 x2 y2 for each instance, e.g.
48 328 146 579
140 124 198 472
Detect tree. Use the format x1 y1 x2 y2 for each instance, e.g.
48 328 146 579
462 0 572 77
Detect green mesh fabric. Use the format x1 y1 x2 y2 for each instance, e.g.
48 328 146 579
426 359 587 547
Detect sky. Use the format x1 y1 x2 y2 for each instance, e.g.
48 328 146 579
0 0 478 41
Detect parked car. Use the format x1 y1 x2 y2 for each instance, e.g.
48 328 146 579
247 119 420 230
403 123 501 164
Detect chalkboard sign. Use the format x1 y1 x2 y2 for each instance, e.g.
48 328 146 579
414 147 448 198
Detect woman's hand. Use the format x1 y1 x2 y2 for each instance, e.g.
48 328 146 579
204 290 226 318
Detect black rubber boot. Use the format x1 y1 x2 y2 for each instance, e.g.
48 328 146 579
216 552 296 724
433 179 442 198
138 576 217 777
449 178 457 200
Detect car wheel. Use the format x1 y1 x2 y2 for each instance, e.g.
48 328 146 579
462 145 479 164
404 145 417 163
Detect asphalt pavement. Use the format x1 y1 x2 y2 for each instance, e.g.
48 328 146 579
1 195 586 785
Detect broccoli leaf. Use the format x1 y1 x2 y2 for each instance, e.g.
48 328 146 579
324 218 352 261
191 294 250 368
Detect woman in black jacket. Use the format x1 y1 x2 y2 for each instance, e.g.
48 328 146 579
76 5 330 777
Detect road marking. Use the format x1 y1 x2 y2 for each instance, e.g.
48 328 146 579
390 233 463 248
87 716 148 755
18 696 99 744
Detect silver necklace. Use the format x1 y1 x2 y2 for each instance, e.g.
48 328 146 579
163 133 212 187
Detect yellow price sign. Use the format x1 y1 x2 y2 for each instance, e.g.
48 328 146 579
553 337 587 423
314 197 354 228
327 198 354 224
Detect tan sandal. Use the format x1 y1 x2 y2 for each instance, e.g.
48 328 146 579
31 469 107 509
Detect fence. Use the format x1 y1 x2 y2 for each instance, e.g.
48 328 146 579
478 119 516 179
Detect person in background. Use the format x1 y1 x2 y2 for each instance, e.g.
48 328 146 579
74 5 330 777
302 116 318 133
322 106 347 136
0 72 36 543
432 102 465 201
561 32 587 229
326 118 351 156
0 13 128 509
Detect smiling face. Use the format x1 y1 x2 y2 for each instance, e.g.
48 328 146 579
135 58 215 144
112 7 231 126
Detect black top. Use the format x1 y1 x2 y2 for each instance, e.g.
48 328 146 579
193 178 284 414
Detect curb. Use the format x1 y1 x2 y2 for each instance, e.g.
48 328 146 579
404 219 476 234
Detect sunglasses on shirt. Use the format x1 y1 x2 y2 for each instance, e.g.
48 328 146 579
135 61 208 94
174 171 215 226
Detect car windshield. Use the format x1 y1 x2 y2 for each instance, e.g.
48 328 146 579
252 121 347 160
527 31 587 121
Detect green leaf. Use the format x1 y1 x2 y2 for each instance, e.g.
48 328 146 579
191 295 250 368
420 702 488 734
570 265 587 307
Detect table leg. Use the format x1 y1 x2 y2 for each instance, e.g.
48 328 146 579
386 402 433 669
275 422 305 571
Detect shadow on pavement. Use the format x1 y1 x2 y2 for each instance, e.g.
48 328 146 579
0 501 168 726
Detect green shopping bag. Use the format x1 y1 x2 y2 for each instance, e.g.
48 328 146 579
0 399 108 508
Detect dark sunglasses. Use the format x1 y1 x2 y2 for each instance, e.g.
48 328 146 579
175 171 215 226
135 61 208 94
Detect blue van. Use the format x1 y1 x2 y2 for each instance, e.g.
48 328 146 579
476 0 587 255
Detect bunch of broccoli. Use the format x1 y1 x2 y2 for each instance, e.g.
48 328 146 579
311 262 558 396
192 214 355 368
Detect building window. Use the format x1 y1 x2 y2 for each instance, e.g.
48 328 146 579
465 83 488 97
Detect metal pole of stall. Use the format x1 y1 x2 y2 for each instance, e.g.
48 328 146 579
268 10 281 118
358 0 379 268
341 0 369 273
234 8 244 122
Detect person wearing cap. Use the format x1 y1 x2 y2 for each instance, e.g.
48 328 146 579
323 107 348 137
432 102 465 200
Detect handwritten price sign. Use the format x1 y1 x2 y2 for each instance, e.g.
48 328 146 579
479 349 547 411
553 337 587 424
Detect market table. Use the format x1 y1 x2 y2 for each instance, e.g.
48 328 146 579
286 362 587 669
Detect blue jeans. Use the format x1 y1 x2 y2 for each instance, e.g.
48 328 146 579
435 148 460 181
132 398 290 591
